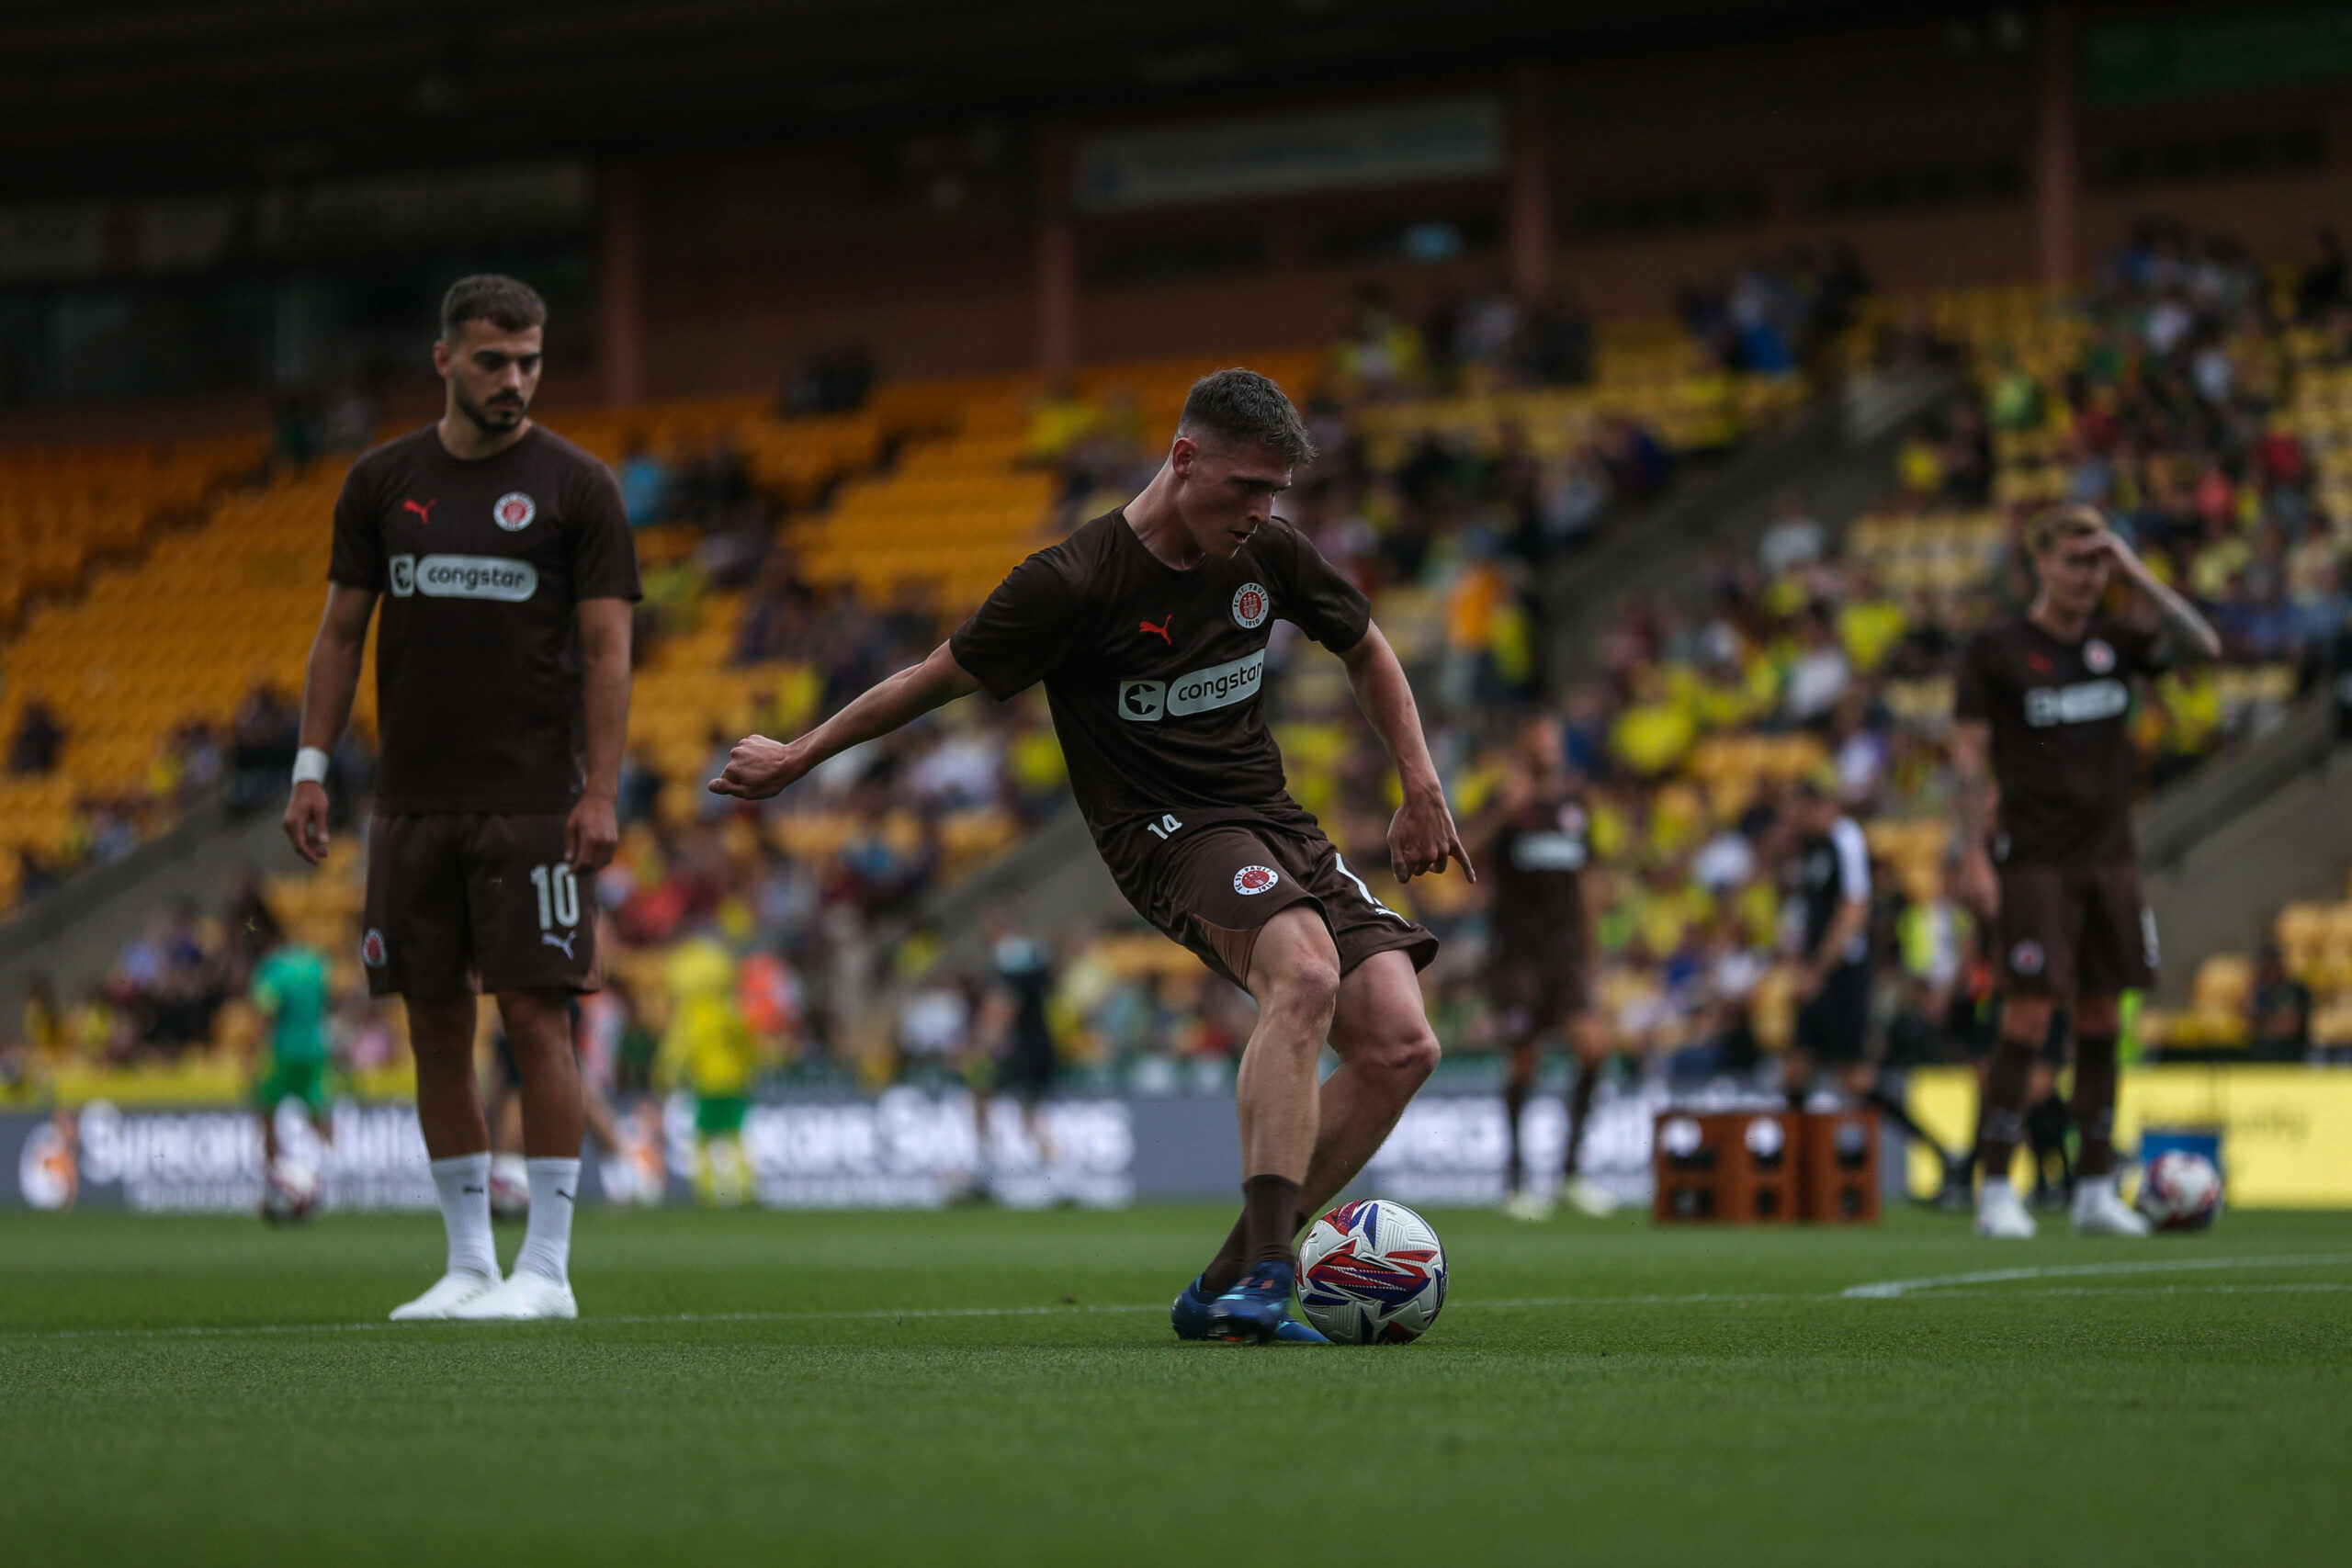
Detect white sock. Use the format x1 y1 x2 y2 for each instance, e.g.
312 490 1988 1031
2075 1173 2116 1207
512 1157 581 1283
429 1154 499 1280
1980 1176 2015 1207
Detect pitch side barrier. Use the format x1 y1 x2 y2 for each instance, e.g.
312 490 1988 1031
7 1068 2342 1213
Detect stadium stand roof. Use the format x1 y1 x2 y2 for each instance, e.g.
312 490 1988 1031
0 0 1937 197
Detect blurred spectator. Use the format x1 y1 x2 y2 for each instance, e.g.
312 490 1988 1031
2250 946 2312 1063
1758 489 1826 578
225 683 300 812
9 698 63 776
784 341 876 418
618 439 675 526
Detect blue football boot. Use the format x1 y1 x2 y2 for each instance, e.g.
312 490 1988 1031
1204 1261 1329 1344
1171 1272 1329 1343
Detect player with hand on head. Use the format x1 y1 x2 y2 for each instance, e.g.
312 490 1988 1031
284 275 639 1318
1950 503 2218 1240
1464 714 1613 1221
712 368 1473 1343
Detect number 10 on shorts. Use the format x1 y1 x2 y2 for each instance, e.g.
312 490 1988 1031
529 863 581 930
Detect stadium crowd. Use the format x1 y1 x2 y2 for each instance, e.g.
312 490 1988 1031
10 220 2352 1108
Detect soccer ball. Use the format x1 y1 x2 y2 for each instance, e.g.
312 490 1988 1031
1297 1199 1448 1344
489 1153 532 1222
261 1157 324 1225
2136 1150 2222 1231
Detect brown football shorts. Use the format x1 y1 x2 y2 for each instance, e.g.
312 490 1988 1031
1123 818 1439 992
1995 859 2156 1000
1486 953 1593 1038
360 812 600 999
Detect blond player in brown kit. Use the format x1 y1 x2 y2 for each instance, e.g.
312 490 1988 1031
285 275 639 1318
1951 503 2217 1239
713 369 1472 1342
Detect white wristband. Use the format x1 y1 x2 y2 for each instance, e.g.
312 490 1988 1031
291 747 332 787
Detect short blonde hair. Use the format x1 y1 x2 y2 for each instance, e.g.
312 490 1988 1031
2030 502 2105 556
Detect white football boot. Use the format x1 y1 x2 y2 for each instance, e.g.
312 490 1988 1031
1564 1176 1619 1218
1499 1187 1554 1223
388 1269 503 1321
1975 1184 2038 1239
447 1268 578 1320
2071 1177 2152 1237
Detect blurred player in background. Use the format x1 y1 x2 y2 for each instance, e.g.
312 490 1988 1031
284 275 639 1317
658 930 763 1205
1465 715 1611 1221
967 908 1061 1189
250 932 334 1170
1951 503 2218 1239
714 369 1470 1343
1781 777 1955 1168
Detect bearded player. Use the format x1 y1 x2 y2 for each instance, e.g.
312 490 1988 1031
1951 503 2216 1239
284 275 639 1317
1464 714 1612 1221
713 369 1470 1342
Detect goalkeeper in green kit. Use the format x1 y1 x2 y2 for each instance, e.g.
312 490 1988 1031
251 936 336 1166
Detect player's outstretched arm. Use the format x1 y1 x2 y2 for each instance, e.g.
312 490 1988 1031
707 640 982 800
1339 621 1474 884
282 583 377 865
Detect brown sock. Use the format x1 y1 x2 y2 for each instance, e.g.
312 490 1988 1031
2071 1032 2119 1178
1241 1174 1305 1272
1976 1036 2037 1180
1202 1198 1309 1295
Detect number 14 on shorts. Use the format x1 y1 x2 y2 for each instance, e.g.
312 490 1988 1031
528 863 582 930
1145 813 1184 841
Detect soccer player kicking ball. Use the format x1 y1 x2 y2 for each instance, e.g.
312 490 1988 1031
712 369 1471 1342
285 275 639 1318
1951 504 2218 1240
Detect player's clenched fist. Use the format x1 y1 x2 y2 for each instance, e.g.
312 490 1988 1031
707 734 804 799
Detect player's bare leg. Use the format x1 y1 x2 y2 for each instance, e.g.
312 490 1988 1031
453 989 586 1317
1199 907 1341 1342
1973 992 2052 1238
390 995 503 1319
1195 947 1437 1294
2065 991 2144 1235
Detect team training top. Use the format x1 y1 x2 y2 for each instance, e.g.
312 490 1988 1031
329 423 640 816
1953 616 2161 868
250 943 331 1064
950 508 1372 878
1486 791 1591 964
1795 816 1872 968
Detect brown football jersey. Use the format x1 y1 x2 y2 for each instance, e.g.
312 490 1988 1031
949 509 1371 889
328 423 640 815
1953 615 2160 868
1486 792 1591 965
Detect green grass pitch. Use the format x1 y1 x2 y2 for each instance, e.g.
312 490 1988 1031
5 1203 2348 1565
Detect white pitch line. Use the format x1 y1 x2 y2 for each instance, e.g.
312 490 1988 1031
1839 1252 2352 1299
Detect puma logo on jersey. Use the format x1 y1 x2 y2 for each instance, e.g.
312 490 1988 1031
1139 614 1172 644
402 498 437 525
540 930 578 958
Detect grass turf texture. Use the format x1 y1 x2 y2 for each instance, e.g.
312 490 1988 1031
4 1205 2348 1565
